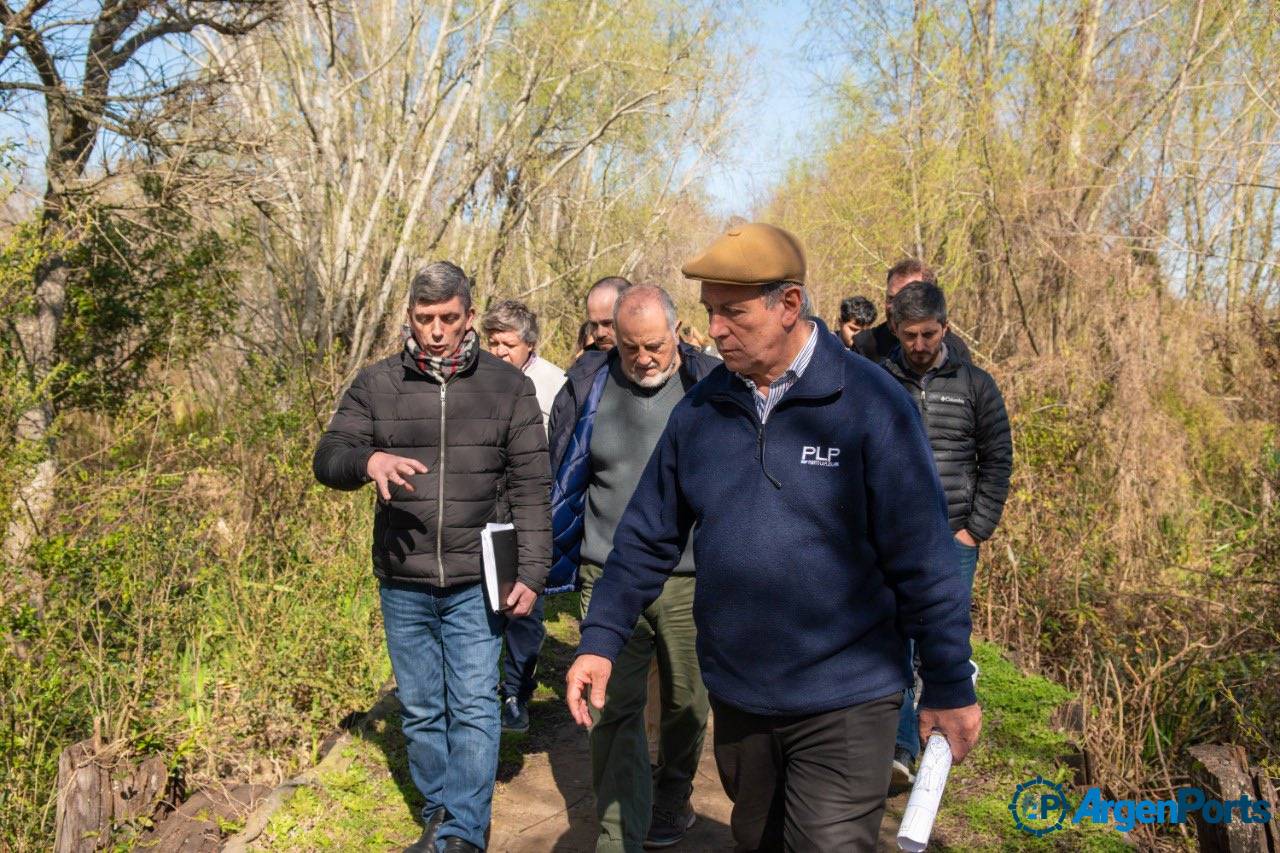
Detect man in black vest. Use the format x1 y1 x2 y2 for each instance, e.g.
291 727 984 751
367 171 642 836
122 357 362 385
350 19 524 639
853 258 971 364
879 280 1012 793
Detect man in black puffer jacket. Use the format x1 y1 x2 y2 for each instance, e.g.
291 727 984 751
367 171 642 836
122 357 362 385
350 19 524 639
313 262 550 853
879 279 1011 792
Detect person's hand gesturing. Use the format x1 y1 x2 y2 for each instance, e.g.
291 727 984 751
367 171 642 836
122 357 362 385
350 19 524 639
366 452 428 501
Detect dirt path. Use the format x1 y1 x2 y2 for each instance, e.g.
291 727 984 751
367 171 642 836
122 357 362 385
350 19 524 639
241 633 1116 851
245 690 909 851
247 595 918 851
487 704 907 851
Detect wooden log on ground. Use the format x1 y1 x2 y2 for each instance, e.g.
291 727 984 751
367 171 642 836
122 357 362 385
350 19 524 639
1186 744 1274 853
54 739 110 853
1254 769 1280 852
141 784 271 852
112 754 172 825
54 738 176 852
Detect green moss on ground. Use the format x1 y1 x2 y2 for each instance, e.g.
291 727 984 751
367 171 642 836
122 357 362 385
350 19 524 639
932 641 1133 851
250 714 422 851
252 594 584 851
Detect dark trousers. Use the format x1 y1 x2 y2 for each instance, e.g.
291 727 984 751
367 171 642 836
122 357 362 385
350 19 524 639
711 692 902 853
580 562 709 852
501 595 545 703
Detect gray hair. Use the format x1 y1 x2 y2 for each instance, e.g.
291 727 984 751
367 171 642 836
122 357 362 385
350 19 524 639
410 261 472 312
614 284 679 334
758 281 811 318
890 281 948 326
480 299 540 347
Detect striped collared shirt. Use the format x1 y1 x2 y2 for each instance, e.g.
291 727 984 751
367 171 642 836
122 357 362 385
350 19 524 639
735 321 818 423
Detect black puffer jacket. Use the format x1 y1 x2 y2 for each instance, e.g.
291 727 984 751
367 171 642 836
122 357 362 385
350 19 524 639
313 347 551 591
880 349 1012 541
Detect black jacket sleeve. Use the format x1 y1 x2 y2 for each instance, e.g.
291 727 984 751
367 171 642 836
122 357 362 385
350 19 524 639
313 371 380 491
506 376 552 593
965 369 1012 541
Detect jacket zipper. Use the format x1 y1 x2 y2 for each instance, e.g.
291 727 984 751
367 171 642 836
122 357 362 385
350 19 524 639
436 380 449 586
756 423 782 489
711 391 785 489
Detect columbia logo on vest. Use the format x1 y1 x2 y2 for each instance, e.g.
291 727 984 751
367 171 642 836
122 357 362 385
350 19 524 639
800 446 840 467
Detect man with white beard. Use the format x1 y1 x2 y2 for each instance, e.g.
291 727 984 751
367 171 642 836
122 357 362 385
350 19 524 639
546 284 719 851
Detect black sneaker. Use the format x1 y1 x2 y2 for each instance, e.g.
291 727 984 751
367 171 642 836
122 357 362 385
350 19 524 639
403 806 447 852
889 747 916 796
644 801 696 848
501 696 530 733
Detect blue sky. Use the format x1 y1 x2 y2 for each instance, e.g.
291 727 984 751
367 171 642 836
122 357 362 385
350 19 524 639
701 0 833 216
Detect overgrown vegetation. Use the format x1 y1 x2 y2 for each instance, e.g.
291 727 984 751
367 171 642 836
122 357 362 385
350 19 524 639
0 370 389 848
942 642 1129 851
1 0 1277 849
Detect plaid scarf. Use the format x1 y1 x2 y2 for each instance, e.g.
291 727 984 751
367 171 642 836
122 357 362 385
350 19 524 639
405 328 479 383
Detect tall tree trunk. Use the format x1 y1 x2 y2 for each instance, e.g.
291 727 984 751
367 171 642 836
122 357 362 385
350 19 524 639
1063 0 1102 176
4 169 83 571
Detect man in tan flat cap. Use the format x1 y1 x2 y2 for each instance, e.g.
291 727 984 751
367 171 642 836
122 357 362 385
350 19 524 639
567 223 982 851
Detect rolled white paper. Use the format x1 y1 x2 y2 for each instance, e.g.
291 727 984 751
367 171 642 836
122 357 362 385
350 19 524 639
896 733 953 852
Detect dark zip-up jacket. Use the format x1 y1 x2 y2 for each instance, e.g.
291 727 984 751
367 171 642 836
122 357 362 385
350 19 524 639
577 323 976 714
313 347 552 592
544 342 718 593
880 348 1012 542
854 321 971 365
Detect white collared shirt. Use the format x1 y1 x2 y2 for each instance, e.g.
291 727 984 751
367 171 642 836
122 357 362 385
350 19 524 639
734 321 818 424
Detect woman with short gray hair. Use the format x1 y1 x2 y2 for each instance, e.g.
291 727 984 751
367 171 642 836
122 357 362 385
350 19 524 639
480 298 565 735
481 299 564 430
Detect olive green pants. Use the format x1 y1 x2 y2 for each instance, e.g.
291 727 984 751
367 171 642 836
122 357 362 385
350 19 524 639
579 562 710 853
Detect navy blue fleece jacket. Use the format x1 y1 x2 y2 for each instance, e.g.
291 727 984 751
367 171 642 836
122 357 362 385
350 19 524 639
577 324 976 714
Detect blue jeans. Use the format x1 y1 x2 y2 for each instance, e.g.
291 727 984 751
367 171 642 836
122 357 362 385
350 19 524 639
896 539 980 760
501 595 545 704
955 540 979 592
380 581 503 850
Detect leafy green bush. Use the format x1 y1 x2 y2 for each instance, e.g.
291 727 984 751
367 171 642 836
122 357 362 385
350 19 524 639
0 369 389 848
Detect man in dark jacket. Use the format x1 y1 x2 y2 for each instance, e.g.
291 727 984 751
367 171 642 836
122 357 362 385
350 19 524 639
547 285 718 851
853 258 971 364
566 224 981 852
880 279 1012 793
584 275 632 353
313 262 551 853
836 294 877 349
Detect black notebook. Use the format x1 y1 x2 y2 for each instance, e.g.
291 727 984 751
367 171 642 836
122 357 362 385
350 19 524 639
481 523 518 613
